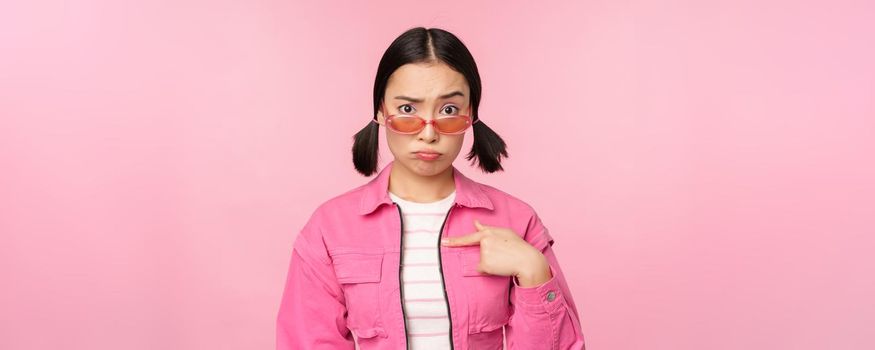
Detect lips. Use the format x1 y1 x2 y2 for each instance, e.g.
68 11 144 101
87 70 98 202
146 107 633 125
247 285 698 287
414 151 441 161
414 150 442 155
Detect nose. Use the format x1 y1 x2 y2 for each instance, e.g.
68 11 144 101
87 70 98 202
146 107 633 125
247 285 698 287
417 122 438 142
417 114 439 143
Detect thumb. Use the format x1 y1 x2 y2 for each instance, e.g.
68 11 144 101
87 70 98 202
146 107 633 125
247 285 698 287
473 219 486 231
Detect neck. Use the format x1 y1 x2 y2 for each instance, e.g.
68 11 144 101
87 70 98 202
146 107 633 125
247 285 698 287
388 163 455 203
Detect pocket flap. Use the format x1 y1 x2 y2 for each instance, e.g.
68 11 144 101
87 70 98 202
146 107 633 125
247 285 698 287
460 250 490 277
351 326 388 339
330 247 384 284
468 314 510 334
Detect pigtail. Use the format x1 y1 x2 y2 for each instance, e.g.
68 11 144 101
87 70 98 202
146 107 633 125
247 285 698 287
352 120 380 176
466 119 508 173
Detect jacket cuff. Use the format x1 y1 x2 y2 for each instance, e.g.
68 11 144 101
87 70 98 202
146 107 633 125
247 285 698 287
512 265 566 314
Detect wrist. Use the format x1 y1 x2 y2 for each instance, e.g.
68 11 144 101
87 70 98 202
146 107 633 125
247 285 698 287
515 251 551 287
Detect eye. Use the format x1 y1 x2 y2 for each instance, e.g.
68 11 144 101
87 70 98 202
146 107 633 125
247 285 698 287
399 104 415 114
441 105 459 115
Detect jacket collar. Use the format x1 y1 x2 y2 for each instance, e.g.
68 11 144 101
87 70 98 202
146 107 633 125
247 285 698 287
359 160 494 215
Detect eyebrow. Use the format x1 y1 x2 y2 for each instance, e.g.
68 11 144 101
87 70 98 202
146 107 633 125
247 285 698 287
393 90 465 103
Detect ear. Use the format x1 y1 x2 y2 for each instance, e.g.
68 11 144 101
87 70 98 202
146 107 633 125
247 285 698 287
375 104 386 125
376 110 385 125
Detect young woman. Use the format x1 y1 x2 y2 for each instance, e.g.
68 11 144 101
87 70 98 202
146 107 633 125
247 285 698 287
277 27 586 349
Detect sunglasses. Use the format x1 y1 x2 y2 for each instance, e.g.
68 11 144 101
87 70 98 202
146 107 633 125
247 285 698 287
373 105 479 135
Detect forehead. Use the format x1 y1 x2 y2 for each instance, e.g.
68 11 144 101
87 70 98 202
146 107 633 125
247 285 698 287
385 62 469 99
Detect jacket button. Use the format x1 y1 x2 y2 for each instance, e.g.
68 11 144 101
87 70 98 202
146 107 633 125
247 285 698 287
546 291 556 302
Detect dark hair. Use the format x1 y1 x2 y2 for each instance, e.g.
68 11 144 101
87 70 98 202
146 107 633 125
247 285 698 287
352 27 508 176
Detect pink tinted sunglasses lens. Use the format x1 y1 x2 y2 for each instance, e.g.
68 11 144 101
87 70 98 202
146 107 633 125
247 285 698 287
388 116 472 134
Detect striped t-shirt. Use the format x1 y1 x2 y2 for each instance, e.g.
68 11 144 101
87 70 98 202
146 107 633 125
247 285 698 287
389 189 456 349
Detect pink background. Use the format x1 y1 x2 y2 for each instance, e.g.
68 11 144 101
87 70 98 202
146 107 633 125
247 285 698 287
2 0 873 349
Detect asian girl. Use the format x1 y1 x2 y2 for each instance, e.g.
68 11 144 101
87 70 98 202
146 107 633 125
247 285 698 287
277 27 585 349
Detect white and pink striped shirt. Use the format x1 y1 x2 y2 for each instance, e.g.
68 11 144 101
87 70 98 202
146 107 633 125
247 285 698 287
389 190 456 349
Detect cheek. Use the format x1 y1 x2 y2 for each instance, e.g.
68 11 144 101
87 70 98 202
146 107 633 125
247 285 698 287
386 132 405 142
450 134 465 147
385 133 465 153
443 136 465 155
385 133 410 152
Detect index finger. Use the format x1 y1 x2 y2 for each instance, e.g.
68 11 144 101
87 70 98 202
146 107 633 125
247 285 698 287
440 231 485 247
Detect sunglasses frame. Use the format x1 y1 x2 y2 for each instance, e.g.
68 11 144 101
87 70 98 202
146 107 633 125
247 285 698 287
374 104 479 135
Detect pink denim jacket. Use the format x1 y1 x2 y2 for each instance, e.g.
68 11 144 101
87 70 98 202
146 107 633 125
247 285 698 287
277 160 586 349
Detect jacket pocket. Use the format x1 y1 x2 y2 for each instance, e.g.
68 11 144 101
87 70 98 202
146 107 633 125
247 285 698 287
459 249 512 335
460 249 491 277
329 247 388 339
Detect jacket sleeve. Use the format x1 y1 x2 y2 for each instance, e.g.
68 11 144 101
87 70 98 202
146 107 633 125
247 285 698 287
505 209 586 350
276 208 355 349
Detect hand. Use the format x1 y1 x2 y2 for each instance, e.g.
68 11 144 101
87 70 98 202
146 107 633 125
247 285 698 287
441 219 551 286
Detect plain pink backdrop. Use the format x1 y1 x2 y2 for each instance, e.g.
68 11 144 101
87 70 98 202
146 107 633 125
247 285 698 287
1 0 873 349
